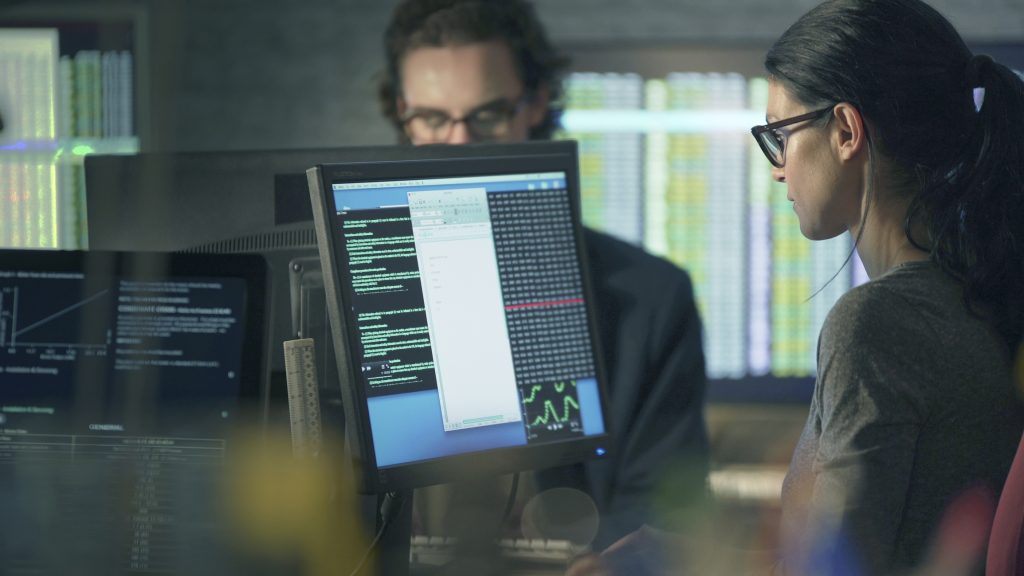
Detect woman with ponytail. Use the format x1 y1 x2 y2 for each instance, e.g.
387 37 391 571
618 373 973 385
568 2 1024 575
749 0 1024 573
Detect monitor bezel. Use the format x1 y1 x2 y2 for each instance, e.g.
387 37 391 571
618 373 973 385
307 141 614 493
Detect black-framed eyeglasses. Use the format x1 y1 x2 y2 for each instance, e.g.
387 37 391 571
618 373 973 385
401 94 528 144
750 105 834 168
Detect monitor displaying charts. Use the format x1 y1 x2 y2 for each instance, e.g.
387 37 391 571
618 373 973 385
307 141 611 492
0 250 269 575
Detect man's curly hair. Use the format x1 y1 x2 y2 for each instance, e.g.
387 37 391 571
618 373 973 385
378 0 570 141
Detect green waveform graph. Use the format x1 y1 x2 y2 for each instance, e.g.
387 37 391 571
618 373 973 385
521 380 583 440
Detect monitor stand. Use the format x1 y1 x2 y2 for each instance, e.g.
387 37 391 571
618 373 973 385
317 380 413 576
289 274 413 576
360 491 413 576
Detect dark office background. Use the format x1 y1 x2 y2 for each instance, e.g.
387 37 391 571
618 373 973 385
3 0 1019 152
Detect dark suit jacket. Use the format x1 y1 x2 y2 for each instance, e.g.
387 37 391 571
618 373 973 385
535 228 709 550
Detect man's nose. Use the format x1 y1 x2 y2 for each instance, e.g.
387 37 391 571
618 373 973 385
445 120 475 144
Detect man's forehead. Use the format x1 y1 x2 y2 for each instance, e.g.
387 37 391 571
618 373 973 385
399 41 524 109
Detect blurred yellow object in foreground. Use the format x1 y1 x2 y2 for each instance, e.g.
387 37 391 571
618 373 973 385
224 426 369 576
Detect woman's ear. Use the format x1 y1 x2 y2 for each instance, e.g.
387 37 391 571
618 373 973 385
832 102 867 162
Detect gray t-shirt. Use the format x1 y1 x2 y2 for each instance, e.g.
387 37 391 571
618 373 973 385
781 260 1023 574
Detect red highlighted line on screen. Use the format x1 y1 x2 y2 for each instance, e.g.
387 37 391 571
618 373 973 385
505 298 584 311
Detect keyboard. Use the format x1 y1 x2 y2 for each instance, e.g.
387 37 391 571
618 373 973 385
410 535 581 567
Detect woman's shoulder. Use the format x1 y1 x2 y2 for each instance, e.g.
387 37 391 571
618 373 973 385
822 261 953 348
816 262 953 417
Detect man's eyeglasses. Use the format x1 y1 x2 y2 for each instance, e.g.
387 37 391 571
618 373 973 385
750 105 834 168
401 95 527 143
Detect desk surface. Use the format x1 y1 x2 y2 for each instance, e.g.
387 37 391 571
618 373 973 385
409 535 576 575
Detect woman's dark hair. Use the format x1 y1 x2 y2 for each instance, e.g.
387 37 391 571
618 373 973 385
766 0 1024 348
378 0 569 141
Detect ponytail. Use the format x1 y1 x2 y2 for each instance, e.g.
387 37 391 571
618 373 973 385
907 56 1024 348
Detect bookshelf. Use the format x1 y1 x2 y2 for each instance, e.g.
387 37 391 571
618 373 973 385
0 3 147 250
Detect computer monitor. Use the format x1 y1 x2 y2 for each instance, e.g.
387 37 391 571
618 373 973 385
0 249 269 574
307 140 612 493
83 148 359 381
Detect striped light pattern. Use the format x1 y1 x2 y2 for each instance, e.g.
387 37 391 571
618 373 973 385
561 72 867 380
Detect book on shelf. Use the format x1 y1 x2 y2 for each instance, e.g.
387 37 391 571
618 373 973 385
102 50 113 138
120 51 133 138
65 49 134 139
58 54 73 138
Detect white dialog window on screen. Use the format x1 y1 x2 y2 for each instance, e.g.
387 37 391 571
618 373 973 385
409 187 521 431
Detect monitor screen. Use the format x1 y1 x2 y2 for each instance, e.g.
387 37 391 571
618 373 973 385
0 250 269 574
308 141 612 493
83 148 370 438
